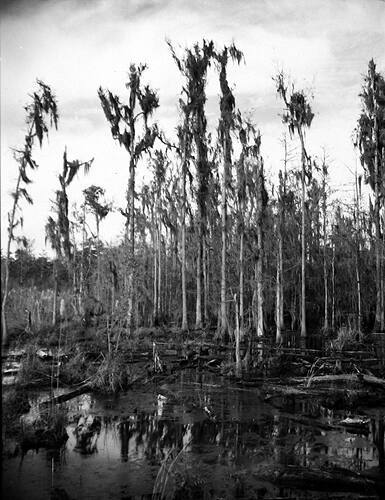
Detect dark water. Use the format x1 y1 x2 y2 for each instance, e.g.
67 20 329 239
2 369 384 500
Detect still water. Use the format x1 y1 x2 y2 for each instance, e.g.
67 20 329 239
2 369 384 499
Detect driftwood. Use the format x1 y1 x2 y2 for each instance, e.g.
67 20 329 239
276 411 340 431
302 373 385 390
339 416 370 433
264 465 379 493
39 383 90 408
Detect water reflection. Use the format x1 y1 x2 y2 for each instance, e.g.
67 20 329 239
2 369 384 500
73 416 101 455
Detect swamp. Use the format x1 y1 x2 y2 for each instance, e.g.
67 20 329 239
2 326 385 499
1 1 385 499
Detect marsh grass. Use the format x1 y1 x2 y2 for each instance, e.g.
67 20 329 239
18 344 52 386
330 326 363 352
89 353 131 393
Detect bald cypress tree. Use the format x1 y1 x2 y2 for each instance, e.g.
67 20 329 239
275 72 314 340
356 59 385 331
98 64 159 332
168 40 214 329
214 44 243 339
46 149 93 324
83 185 110 301
2 81 58 345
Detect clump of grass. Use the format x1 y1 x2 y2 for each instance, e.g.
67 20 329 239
89 353 131 393
18 344 52 386
330 326 362 352
59 350 96 386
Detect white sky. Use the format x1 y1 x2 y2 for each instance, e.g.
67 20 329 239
1 0 385 254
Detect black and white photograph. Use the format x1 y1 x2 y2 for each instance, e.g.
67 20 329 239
1 0 385 498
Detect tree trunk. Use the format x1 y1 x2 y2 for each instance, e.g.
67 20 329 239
237 151 246 340
239 231 244 338
181 148 188 330
195 224 202 329
256 163 264 338
203 238 208 325
374 143 383 330
256 244 264 338
252 263 258 332
372 81 383 331
332 237 336 332
1 172 22 346
153 225 157 326
127 152 135 333
301 164 306 339
356 258 362 332
322 171 328 331
234 294 241 378
380 199 385 332
96 218 100 301
218 55 234 338
276 182 284 344
194 128 204 330
355 169 362 333
276 144 287 344
298 130 307 339
206 235 211 325
164 228 168 322
52 259 58 327
220 157 227 336
157 216 161 321
276 241 283 344
72 233 78 316
79 203 86 317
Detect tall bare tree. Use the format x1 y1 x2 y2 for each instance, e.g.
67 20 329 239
356 59 385 331
353 167 363 333
321 153 329 332
168 40 214 329
276 169 285 344
254 156 268 338
151 150 168 324
176 124 192 330
83 185 110 301
46 149 92 324
214 44 243 338
275 135 293 343
235 114 261 340
2 81 58 345
99 64 159 332
275 72 314 340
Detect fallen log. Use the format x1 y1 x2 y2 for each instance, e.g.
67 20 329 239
39 383 90 408
302 373 385 390
261 465 378 493
263 384 309 397
277 412 340 431
339 416 370 434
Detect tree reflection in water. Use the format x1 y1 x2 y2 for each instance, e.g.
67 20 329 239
93 389 385 496
2 371 384 499
73 415 101 455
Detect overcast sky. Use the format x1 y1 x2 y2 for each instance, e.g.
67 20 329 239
1 0 385 254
